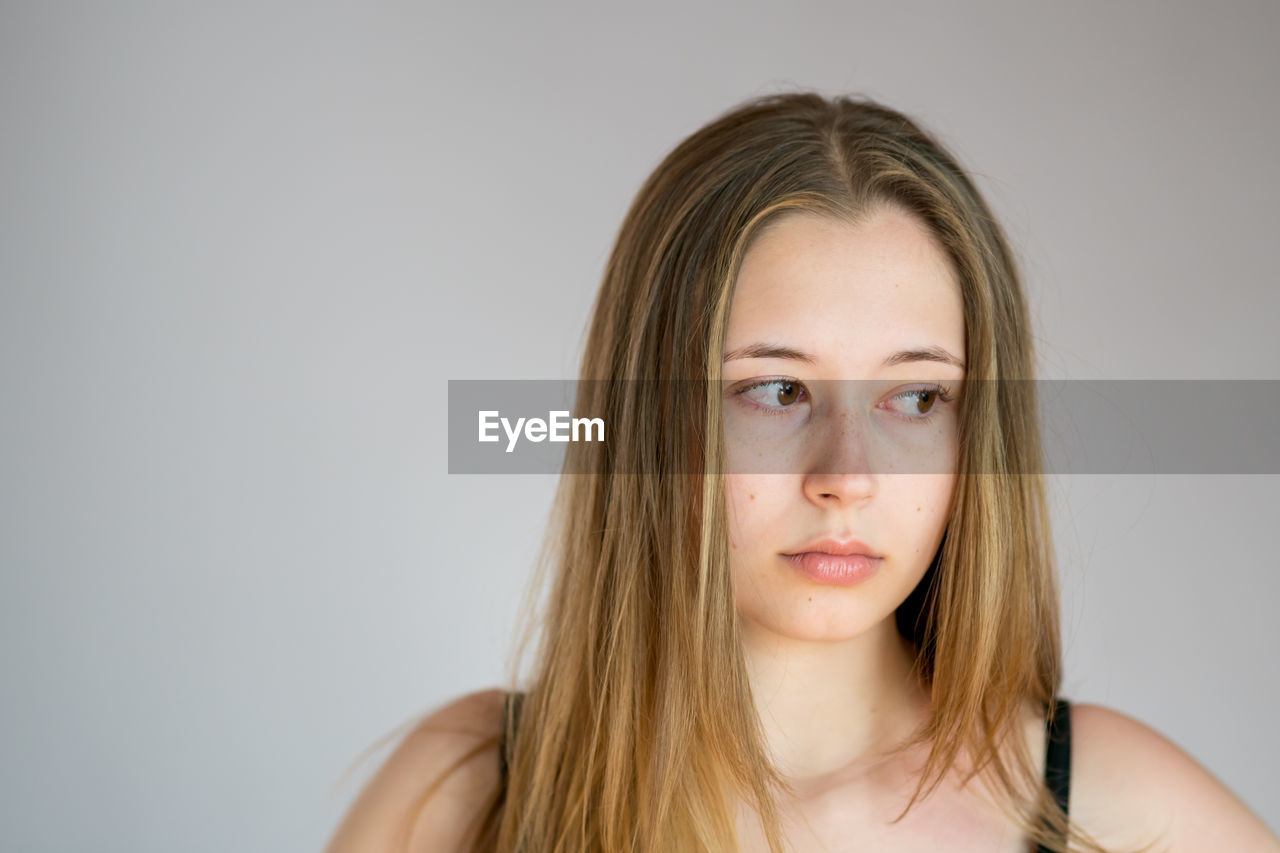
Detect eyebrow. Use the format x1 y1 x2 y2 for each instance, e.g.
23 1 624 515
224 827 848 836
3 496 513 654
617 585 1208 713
722 342 966 371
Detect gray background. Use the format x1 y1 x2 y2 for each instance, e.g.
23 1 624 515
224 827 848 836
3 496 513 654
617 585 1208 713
1 2 1276 850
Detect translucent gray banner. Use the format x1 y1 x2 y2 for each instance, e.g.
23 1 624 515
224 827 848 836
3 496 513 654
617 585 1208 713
447 380 1280 474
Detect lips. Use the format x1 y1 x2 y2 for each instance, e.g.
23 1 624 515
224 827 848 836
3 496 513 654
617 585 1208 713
782 537 881 559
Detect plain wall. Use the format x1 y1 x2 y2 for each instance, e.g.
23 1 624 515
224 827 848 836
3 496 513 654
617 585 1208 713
0 1 1276 850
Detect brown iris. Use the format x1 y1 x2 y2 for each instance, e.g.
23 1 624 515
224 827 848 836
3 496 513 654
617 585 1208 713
913 389 937 414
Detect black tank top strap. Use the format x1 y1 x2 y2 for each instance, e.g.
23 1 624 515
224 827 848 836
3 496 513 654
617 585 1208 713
1035 696 1072 853
498 690 525 784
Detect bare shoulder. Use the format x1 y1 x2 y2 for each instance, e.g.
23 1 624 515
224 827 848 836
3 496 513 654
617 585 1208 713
323 687 508 853
1069 702 1280 852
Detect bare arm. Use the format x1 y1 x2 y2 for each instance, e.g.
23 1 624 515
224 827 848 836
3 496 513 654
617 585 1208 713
1070 702 1280 852
323 688 505 853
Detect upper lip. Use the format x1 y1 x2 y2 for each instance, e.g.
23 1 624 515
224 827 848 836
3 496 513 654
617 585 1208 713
783 537 881 558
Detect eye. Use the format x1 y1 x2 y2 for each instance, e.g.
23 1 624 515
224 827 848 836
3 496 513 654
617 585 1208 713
733 378 808 414
882 385 955 421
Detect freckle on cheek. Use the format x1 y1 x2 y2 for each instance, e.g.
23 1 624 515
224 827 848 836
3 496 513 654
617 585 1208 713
749 493 755 500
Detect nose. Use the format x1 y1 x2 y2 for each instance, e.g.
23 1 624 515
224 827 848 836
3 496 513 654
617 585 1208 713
803 470 876 506
802 410 876 506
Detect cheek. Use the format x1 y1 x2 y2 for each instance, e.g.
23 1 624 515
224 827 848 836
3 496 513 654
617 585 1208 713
724 474 766 551
724 474 796 584
886 474 956 563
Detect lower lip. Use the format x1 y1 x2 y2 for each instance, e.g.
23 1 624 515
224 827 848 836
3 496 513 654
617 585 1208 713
782 552 882 586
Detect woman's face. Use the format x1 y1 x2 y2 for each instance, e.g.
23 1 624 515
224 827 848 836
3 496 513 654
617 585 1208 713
722 207 965 643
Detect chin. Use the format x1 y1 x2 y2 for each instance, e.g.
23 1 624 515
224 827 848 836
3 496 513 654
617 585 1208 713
741 595 894 644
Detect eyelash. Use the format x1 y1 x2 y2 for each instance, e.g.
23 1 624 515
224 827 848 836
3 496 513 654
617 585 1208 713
731 378 956 423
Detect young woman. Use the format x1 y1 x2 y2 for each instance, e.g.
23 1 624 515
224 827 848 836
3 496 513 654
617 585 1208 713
324 92 1279 852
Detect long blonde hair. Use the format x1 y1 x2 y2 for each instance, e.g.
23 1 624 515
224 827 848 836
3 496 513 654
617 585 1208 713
409 91 1125 852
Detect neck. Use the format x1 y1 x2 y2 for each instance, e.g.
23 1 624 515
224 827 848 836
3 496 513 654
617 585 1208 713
741 615 931 788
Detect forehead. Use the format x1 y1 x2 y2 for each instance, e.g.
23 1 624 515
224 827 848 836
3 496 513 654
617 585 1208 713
725 208 965 373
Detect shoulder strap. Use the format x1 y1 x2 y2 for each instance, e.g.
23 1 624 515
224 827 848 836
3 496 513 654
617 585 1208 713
1044 697 1072 817
1034 697 1072 853
498 691 525 783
